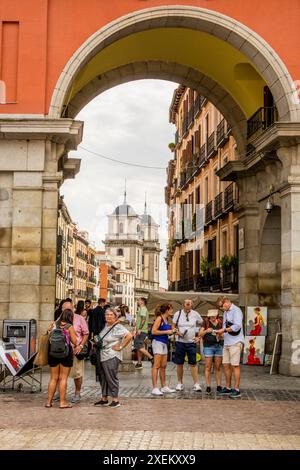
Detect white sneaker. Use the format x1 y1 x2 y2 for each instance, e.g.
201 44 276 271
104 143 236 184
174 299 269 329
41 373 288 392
175 383 184 391
161 386 176 394
151 388 163 396
192 383 202 392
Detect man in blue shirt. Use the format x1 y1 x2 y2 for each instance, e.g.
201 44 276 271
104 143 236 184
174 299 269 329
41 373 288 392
216 296 244 398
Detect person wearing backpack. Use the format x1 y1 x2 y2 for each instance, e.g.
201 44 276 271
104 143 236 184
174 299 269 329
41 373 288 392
46 309 77 409
151 303 178 396
199 309 224 395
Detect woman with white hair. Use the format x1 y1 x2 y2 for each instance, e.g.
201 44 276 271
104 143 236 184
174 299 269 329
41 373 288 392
94 307 132 408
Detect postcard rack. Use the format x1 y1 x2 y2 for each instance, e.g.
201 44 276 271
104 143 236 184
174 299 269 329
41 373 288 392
0 358 42 393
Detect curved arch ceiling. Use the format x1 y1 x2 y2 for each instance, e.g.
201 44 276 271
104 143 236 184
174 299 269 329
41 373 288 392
66 28 266 118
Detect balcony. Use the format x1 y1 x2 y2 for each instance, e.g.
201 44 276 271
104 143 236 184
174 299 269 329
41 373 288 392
179 171 187 188
182 118 188 138
186 161 194 183
207 131 217 158
247 106 276 139
199 143 206 167
175 130 178 145
200 96 207 108
188 106 194 128
194 95 200 116
224 183 235 212
205 201 213 225
214 192 223 219
216 119 228 148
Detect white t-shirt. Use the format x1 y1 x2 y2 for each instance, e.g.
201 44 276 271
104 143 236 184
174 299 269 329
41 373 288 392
98 323 129 362
173 309 203 343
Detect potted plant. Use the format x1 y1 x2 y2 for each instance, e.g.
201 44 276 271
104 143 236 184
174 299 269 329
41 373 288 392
168 143 175 152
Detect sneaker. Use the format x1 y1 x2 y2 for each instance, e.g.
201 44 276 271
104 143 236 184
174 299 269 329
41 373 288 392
53 392 59 402
108 401 121 408
216 386 223 393
94 399 109 406
218 387 232 395
135 363 143 370
206 386 211 395
161 386 176 394
151 388 163 396
71 394 81 404
230 389 241 398
192 383 202 392
175 383 184 391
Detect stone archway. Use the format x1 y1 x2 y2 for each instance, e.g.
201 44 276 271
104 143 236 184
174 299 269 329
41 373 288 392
1 5 300 375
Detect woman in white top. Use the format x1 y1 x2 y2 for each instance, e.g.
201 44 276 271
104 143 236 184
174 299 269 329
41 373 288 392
94 307 132 408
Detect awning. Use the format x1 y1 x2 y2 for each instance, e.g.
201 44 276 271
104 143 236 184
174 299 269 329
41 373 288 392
147 291 239 317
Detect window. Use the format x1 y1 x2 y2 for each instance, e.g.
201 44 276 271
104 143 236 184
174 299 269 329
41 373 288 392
119 223 124 234
117 248 123 256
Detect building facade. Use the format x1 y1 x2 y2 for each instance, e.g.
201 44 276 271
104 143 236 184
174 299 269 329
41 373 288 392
56 200 99 305
97 251 117 304
105 195 161 302
166 87 239 293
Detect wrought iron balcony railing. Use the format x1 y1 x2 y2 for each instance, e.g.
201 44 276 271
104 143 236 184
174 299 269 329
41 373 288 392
247 106 276 139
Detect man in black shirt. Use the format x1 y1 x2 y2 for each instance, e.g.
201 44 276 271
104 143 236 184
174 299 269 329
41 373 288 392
88 298 107 337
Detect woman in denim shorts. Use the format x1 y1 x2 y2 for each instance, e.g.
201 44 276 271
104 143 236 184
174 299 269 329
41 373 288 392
199 309 223 395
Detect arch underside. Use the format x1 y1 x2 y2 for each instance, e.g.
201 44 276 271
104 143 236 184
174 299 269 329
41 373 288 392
65 60 247 154
48 6 300 163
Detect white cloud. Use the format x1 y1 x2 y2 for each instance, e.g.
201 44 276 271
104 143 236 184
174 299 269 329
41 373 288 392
61 79 177 288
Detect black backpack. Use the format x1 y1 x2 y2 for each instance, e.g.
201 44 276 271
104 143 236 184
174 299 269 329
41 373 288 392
49 323 69 358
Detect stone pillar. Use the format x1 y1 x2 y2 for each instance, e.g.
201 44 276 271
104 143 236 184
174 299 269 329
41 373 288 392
278 144 300 376
235 175 260 310
0 119 82 336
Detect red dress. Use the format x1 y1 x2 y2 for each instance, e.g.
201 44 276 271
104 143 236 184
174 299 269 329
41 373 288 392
246 344 261 365
249 316 262 335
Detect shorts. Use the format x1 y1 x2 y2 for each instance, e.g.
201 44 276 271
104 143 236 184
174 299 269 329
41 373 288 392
134 332 147 350
173 341 197 366
223 342 243 366
69 356 85 379
152 339 168 355
48 346 73 368
203 344 224 357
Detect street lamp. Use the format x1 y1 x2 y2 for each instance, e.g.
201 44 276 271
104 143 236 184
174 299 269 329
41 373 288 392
265 185 274 214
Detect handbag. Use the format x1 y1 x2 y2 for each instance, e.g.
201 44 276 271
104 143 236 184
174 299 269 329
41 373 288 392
33 332 49 367
89 344 97 366
76 343 89 361
225 312 241 336
94 323 118 351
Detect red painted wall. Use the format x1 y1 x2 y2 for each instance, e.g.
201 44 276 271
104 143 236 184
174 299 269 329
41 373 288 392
0 0 299 115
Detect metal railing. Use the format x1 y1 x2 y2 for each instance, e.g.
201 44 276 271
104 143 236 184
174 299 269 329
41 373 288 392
205 201 213 225
216 119 227 147
224 183 234 212
247 106 276 139
214 192 223 219
207 131 217 158
199 143 206 166
188 106 194 127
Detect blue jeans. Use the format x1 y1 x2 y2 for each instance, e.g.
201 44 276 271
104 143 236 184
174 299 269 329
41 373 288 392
203 344 223 357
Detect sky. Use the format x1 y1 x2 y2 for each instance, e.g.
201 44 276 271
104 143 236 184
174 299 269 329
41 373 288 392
61 79 177 288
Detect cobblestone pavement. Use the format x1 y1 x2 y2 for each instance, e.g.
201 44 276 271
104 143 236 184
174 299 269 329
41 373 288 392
1 428 300 450
1 363 300 450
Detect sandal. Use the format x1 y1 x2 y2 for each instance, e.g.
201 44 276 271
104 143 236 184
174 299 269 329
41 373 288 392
59 403 72 409
45 403 52 408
